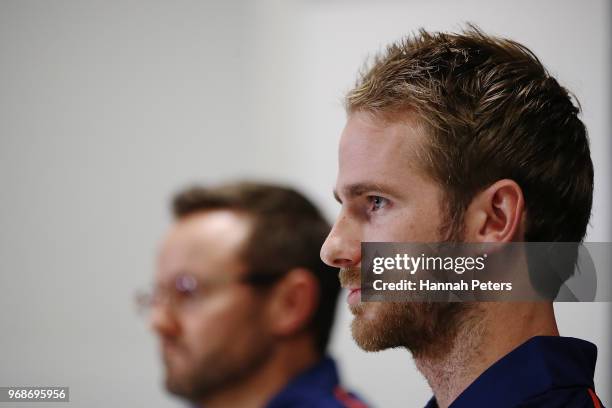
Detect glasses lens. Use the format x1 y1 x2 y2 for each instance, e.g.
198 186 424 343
176 274 197 292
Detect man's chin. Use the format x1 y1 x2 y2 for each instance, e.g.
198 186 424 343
162 357 198 399
351 321 384 352
348 301 436 353
350 300 479 358
164 373 191 399
349 302 397 352
348 302 364 316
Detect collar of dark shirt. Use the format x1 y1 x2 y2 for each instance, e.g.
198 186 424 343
424 336 597 408
192 357 341 408
264 355 341 407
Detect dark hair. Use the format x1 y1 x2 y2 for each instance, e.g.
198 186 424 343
172 181 340 354
346 25 593 248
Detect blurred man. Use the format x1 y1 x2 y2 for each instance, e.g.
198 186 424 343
320 27 606 407
143 182 366 408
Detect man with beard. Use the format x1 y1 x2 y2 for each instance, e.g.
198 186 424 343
320 27 606 407
142 182 366 408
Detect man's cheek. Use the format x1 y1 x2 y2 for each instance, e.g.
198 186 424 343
182 321 214 354
365 220 409 241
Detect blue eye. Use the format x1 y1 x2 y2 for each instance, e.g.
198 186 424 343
368 196 389 212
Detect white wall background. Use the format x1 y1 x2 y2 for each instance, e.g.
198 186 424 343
0 1 609 407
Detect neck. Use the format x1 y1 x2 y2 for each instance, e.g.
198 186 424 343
198 337 320 408
415 302 559 408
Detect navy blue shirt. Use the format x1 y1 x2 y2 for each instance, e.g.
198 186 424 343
425 336 606 408
265 356 367 408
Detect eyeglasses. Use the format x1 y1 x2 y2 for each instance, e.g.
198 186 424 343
134 271 285 315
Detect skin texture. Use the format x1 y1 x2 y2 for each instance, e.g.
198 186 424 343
323 111 472 355
321 111 559 408
151 210 320 408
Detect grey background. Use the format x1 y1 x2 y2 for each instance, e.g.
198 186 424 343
0 1 609 407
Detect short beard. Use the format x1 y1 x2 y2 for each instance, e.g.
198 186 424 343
342 211 477 358
165 342 273 402
349 300 477 359
163 310 274 402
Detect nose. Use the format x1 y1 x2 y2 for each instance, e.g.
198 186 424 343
320 212 361 268
150 302 181 338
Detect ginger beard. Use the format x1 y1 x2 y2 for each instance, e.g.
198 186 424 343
339 266 474 357
339 217 480 358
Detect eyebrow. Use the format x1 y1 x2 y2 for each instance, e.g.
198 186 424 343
333 182 402 204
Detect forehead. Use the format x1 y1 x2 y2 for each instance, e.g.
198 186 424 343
337 111 431 195
157 210 252 282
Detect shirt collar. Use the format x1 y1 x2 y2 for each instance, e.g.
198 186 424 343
264 356 340 407
425 336 597 408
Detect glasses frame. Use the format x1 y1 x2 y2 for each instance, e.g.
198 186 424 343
134 270 287 315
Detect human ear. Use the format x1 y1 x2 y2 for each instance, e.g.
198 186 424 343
463 179 526 242
266 268 319 337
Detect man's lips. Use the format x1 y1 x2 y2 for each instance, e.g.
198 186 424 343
339 267 360 285
347 287 361 306
161 340 186 360
339 266 361 305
